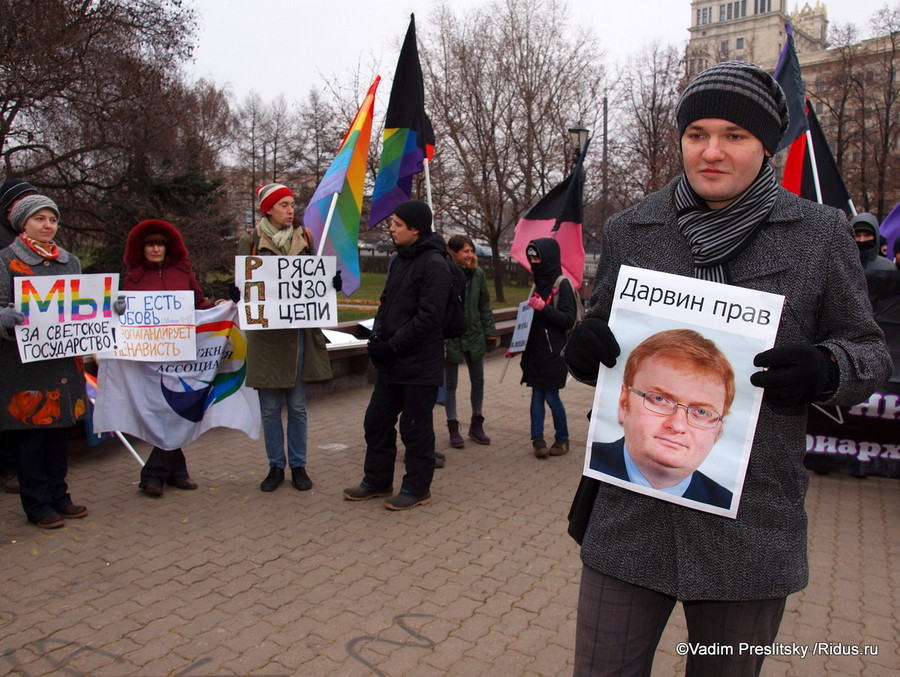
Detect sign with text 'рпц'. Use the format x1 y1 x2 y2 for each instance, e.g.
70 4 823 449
234 255 338 330
14 273 118 363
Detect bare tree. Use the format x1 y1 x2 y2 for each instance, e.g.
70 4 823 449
422 0 605 302
612 43 685 201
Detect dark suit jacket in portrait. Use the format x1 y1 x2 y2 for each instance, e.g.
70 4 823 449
590 438 733 509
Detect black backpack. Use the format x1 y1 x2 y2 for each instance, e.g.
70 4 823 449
439 252 468 339
387 250 467 339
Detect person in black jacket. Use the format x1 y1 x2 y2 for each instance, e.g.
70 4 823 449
520 238 578 458
343 200 452 510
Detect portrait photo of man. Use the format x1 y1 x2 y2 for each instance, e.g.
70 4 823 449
589 328 735 509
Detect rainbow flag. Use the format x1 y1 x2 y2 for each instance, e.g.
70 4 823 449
302 76 380 297
368 14 434 228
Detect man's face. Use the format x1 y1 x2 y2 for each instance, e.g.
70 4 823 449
389 215 419 247
854 231 875 244
618 356 726 489
266 197 295 229
681 118 768 209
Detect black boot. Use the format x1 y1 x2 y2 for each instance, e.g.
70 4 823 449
468 415 490 445
447 420 465 448
260 466 284 492
291 466 313 491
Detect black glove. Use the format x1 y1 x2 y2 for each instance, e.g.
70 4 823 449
227 284 241 302
367 336 394 364
751 344 837 406
113 296 127 316
563 318 621 384
332 270 343 293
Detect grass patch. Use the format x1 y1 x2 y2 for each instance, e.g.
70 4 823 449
336 273 533 323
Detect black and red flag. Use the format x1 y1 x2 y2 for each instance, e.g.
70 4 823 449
510 140 590 289
782 99 855 217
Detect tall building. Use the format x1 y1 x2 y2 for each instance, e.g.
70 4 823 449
687 1 828 75
686 1 899 218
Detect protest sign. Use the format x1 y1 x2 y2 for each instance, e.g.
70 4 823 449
14 273 118 363
507 301 534 355
111 290 196 361
93 302 260 449
234 255 338 330
583 266 784 518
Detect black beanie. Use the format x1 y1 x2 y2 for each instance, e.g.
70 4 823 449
393 200 432 234
676 61 789 154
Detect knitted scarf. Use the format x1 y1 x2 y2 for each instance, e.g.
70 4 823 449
674 161 778 283
258 216 295 255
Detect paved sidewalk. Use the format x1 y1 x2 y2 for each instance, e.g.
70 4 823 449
0 354 896 676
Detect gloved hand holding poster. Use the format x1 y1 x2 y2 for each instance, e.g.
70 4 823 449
584 266 784 518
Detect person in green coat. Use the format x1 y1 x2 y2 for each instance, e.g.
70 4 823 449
443 235 496 448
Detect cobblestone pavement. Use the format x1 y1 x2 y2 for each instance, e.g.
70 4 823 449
0 354 896 676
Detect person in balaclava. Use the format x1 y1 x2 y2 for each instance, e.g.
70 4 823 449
850 212 896 271
519 238 578 459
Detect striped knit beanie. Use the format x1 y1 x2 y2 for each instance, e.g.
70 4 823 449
257 183 294 215
676 61 789 154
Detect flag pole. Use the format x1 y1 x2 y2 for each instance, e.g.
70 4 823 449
424 158 433 212
804 129 824 204
317 192 340 257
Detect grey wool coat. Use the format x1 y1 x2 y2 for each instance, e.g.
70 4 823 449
0 238 88 430
581 180 892 600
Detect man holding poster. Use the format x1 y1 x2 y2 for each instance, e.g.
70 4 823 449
564 61 891 676
0 195 89 529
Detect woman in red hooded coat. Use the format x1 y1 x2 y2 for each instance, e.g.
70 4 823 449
121 219 214 497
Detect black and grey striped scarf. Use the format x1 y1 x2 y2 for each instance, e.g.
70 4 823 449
674 162 778 283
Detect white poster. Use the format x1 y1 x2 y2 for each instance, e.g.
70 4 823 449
584 266 784 518
111 290 196 361
234 255 338 330
507 301 534 355
14 273 118 363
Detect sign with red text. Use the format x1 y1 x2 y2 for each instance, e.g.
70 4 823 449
14 273 118 363
111 290 196 361
234 255 338 330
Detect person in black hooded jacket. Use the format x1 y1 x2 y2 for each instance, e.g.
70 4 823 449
520 238 578 458
343 200 452 511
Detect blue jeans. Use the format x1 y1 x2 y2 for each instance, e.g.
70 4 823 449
257 332 307 469
530 388 568 441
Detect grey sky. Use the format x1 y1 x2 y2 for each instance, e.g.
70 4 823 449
185 0 894 104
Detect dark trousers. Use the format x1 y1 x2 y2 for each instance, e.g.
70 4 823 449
8 428 72 523
0 431 15 476
574 566 786 677
140 447 189 486
362 380 438 496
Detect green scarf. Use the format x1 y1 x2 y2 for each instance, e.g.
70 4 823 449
258 216 295 255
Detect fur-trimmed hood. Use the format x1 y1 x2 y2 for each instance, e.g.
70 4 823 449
123 219 189 268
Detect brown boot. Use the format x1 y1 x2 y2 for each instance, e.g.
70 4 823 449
549 437 569 456
468 415 490 445
533 438 548 459
447 420 465 448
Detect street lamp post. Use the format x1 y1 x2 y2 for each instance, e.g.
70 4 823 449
568 125 589 172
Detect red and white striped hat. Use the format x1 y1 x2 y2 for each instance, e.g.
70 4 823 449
256 183 294 215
